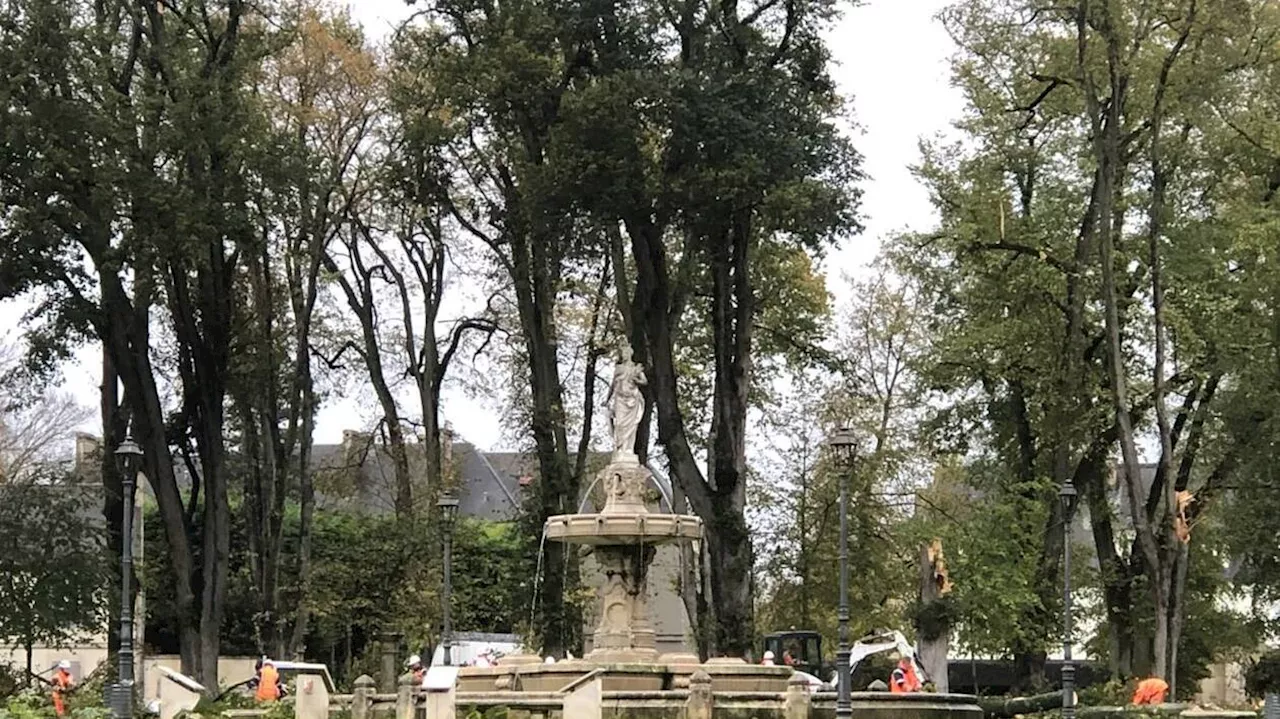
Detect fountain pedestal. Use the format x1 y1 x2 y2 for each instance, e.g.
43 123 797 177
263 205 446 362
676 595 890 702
588 543 659 662
544 452 701 663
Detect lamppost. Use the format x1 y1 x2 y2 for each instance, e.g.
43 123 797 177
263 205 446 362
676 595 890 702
1059 480 1079 719
826 427 861 719
437 491 459 666
112 439 144 719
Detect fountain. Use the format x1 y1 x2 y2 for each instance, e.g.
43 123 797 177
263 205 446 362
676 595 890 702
544 343 700 665
450 347 986 719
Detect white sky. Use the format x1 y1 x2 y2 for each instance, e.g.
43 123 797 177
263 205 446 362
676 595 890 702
0 0 963 452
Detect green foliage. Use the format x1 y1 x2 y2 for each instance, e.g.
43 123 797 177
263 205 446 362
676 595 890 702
753 268 933 655
879 0 1280 688
1 693 55 719
912 595 958 643
1078 679 1135 708
910 460 1057 659
750 376 916 654
0 478 109 671
1244 649 1280 699
0 666 20 700
0 686 112 719
142 502 531 681
180 695 294 719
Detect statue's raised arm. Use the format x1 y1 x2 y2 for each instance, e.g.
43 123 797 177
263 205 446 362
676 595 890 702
609 345 646 460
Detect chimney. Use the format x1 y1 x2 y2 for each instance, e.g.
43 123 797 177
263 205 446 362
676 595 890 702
74 433 102 476
342 429 371 465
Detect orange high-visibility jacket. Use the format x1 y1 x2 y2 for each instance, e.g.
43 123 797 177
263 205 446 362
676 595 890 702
51 669 72 716
256 664 281 702
890 660 922 693
53 670 72 690
1132 677 1169 705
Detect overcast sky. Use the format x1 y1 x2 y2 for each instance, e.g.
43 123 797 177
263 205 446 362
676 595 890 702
0 0 963 452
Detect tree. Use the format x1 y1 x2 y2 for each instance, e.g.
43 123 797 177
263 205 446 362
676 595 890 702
0 0 284 686
543 0 861 658
230 4 379 654
386 1 613 656
0 476 108 677
753 268 930 655
0 346 92 484
750 384 831 636
751 377 916 656
139 501 532 684
899 0 1280 689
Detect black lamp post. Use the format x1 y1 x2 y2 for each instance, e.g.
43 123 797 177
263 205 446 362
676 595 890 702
1059 480 1079 719
112 438 143 719
826 427 861 719
437 492 459 666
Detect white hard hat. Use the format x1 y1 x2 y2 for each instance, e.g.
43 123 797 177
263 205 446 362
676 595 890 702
406 655 421 667
763 651 775 660
58 660 71 670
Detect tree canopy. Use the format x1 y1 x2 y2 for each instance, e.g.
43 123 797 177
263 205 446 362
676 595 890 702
0 0 1277 699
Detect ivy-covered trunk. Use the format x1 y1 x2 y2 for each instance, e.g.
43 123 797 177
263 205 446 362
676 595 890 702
916 540 952 693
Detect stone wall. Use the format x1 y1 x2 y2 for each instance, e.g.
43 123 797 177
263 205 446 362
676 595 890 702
1195 660 1249 707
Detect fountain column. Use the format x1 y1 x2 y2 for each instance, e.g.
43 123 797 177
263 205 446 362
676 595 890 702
544 348 703 664
590 542 659 661
584 455 660 661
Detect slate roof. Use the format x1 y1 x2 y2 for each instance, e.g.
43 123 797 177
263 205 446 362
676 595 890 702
72 432 683 522
307 438 524 521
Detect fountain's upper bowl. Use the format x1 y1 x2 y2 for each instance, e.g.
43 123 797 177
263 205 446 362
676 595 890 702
544 512 703 545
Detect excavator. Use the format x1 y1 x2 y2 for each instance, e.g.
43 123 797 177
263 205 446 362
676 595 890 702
764 629 1076 716
762 629 924 689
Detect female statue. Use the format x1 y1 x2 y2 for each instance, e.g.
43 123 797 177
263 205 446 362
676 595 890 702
609 344 646 456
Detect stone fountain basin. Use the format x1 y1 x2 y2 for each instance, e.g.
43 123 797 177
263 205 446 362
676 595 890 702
544 513 703 545
457 658 793 693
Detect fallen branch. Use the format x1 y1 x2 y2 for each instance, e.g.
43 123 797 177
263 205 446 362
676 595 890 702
981 690 1076 718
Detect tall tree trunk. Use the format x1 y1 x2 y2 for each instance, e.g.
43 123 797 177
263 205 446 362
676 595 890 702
289 395 318 658
100 272 207 683
626 211 756 658
1167 542 1190 697
198 434 230 685
1005 380 1058 692
917 540 952 693
1078 429 1136 679
510 225 577 657
798 464 811 629
240 246 289 654
323 252 415 518
1078 0 1169 679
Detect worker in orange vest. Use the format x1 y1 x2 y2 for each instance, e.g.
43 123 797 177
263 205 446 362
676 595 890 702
51 660 74 717
890 658 923 694
1132 677 1170 705
254 658 283 702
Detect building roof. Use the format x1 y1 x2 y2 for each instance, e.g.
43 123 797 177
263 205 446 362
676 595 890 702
71 432 684 522
307 438 524 520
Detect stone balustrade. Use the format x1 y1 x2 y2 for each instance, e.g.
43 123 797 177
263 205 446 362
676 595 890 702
220 670 1081 719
